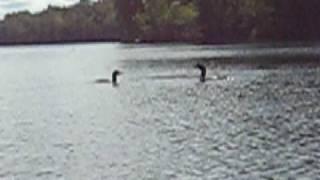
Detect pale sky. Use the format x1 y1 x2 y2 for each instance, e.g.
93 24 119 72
0 0 82 19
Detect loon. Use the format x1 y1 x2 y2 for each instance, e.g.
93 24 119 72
95 70 123 85
194 63 207 82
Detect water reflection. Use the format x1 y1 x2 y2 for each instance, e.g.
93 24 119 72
118 42 320 61
0 43 320 179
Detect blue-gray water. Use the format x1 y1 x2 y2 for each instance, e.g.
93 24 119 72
0 43 320 179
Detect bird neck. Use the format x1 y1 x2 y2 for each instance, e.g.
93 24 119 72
200 68 206 82
112 73 117 84
200 75 206 82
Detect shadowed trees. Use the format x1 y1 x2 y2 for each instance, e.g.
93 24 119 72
273 0 320 41
0 0 119 44
0 0 320 45
114 0 144 41
135 0 200 42
197 0 275 43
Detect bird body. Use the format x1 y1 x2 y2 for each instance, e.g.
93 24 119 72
95 79 111 83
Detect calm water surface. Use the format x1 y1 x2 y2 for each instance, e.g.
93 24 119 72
0 43 320 179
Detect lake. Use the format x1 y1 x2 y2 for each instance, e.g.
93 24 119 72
0 43 320 179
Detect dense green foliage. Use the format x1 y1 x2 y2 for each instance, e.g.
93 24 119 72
0 0 118 44
0 0 320 44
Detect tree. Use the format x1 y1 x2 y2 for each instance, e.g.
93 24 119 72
114 0 143 40
135 0 199 41
197 0 275 43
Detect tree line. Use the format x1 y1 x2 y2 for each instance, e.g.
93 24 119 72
0 0 320 45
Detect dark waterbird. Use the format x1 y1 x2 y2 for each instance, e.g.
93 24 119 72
194 63 207 82
95 70 123 85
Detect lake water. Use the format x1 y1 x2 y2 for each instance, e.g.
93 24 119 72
0 43 320 179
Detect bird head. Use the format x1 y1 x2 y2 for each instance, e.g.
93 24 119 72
194 63 206 71
112 70 123 76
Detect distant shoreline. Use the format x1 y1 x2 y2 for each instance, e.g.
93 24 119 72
1 39 320 47
0 39 121 47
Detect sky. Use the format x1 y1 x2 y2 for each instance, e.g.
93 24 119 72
0 0 81 19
